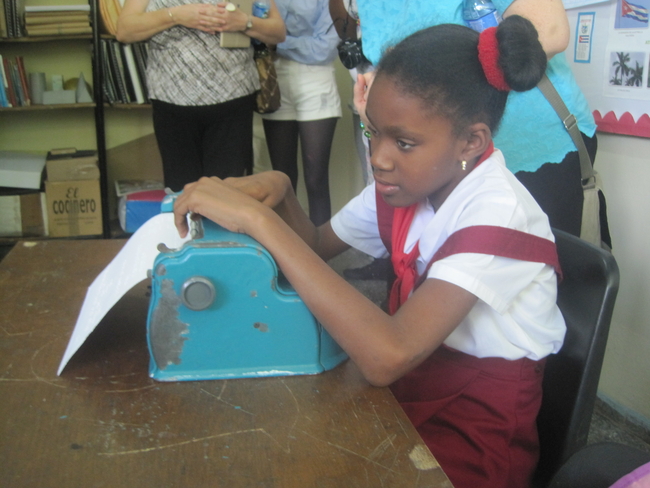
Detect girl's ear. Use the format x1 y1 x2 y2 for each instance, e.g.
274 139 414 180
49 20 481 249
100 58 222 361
459 122 492 165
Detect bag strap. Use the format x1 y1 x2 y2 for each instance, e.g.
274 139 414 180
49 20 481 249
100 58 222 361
537 74 595 188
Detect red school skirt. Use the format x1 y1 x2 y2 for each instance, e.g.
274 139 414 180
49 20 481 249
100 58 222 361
390 346 545 488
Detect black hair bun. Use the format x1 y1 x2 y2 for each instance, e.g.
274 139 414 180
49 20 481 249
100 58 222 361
497 15 548 92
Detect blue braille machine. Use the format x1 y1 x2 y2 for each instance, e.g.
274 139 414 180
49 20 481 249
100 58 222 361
146 195 347 381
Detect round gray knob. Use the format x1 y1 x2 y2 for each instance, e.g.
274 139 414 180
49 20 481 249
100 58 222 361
181 276 216 311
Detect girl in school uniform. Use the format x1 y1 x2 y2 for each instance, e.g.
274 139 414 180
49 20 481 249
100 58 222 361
172 16 566 488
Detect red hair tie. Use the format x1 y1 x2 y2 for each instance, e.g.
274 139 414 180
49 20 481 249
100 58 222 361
477 27 510 92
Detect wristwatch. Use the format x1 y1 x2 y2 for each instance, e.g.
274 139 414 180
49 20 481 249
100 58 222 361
245 16 253 31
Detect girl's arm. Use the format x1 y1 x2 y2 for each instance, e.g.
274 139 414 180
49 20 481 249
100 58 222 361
173 175 478 387
181 172 348 260
116 0 285 45
503 0 569 58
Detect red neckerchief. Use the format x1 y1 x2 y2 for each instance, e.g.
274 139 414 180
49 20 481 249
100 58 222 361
388 142 495 315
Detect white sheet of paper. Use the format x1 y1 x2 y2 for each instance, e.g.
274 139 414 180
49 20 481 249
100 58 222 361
57 212 191 375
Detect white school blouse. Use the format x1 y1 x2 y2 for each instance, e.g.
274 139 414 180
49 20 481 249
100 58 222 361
331 149 566 361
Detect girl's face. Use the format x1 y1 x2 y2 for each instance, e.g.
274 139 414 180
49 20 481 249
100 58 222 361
365 76 470 210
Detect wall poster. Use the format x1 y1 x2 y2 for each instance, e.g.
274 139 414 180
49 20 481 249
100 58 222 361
567 0 650 137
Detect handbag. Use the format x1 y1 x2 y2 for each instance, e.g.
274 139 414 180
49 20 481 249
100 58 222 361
253 43 281 114
537 74 610 251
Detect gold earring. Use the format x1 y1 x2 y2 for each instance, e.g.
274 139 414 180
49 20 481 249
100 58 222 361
461 160 467 171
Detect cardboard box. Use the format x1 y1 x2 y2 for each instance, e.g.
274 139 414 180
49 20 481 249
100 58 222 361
45 179 103 237
0 191 48 237
46 149 100 182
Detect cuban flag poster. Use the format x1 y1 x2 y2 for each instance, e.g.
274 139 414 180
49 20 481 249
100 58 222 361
567 1 650 137
616 0 649 28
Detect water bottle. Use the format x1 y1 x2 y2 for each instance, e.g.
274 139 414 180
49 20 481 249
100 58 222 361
251 0 270 46
252 0 270 19
462 0 501 33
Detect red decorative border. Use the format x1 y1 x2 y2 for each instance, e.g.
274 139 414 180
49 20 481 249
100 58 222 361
593 110 650 138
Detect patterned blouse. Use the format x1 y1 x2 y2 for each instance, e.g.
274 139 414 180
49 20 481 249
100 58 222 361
145 0 259 106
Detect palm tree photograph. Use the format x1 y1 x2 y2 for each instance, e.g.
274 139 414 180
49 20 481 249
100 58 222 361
609 51 645 86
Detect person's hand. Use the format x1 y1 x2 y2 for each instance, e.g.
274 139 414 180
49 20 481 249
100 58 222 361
353 71 375 127
173 176 269 238
213 1 249 32
171 3 222 33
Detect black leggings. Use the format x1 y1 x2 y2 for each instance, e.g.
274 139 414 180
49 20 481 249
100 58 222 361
262 117 338 226
152 95 255 192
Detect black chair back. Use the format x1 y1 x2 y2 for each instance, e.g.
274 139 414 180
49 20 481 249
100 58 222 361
534 229 620 487
548 441 650 488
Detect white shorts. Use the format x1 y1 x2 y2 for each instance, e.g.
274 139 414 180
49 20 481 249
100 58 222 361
261 57 342 121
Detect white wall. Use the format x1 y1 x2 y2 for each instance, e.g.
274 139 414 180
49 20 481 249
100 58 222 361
593 133 650 424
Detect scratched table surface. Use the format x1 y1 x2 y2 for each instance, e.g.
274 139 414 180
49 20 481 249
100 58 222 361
0 240 452 488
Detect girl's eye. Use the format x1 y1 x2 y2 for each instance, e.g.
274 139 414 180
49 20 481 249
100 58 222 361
397 140 413 149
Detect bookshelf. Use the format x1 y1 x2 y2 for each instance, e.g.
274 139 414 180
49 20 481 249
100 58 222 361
1 0 154 239
0 0 108 237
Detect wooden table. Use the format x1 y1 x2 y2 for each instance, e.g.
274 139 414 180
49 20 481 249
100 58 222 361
0 240 452 488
